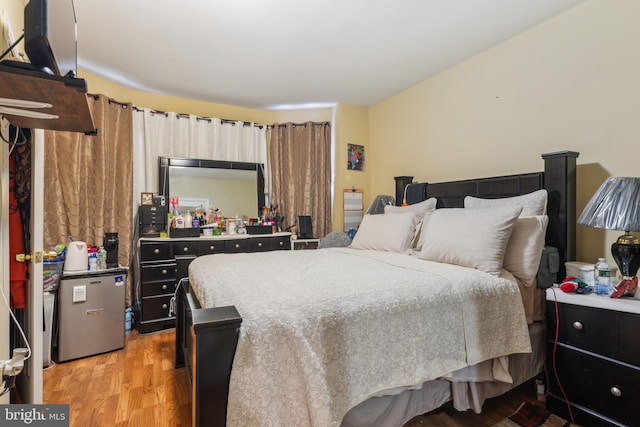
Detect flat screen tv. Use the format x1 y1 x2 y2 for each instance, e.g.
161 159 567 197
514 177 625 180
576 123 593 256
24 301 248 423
24 0 77 76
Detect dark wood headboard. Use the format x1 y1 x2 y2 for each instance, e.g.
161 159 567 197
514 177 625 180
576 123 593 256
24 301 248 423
394 151 579 280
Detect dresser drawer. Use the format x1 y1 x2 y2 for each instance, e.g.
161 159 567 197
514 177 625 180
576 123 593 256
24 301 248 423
225 239 250 253
141 295 174 321
173 241 200 256
141 262 176 283
196 240 225 256
547 302 616 358
140 242 172 261
250 237 272 252
549 344 640 426
142 281 176 298
271 235 291 251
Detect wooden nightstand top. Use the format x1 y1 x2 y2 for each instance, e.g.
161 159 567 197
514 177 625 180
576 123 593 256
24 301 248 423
546 287 640 315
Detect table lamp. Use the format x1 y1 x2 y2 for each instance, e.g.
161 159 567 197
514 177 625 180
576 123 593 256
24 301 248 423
577 177 640 298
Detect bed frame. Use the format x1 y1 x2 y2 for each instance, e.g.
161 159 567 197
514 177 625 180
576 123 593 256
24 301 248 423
174 150 579 427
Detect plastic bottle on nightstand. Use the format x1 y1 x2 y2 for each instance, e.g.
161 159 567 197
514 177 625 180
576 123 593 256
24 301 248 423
594 258 612 296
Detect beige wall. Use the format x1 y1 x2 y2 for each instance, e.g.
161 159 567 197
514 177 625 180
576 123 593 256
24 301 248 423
369 0 640 265
333 103 370 231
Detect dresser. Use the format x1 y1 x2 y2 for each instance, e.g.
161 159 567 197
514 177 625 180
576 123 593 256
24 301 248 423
137 232 291 334
545 289 640 426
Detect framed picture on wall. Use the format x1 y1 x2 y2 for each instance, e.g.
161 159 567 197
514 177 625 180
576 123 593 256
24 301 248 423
141 192 154 206
347 144 365 171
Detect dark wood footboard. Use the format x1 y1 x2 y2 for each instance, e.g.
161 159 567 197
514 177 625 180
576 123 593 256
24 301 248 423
175 279 242 427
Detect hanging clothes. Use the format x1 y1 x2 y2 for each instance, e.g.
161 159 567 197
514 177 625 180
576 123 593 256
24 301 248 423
9 152 28 309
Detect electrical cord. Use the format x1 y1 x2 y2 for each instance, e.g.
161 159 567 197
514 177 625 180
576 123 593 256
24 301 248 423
0 285 32 397
549 286 576 425
169 277 188 318
0 33 24 61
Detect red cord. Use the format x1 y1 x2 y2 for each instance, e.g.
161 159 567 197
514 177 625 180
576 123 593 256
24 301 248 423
550 287 575 424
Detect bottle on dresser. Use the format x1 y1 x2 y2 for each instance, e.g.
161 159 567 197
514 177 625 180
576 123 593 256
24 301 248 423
594 257 612 296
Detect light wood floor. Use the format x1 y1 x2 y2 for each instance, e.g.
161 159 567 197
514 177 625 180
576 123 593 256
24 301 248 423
43 329 540 427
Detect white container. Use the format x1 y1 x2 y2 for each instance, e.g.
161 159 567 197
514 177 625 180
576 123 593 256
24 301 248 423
565 261 617 287
565 261 595 286
64 241 88 272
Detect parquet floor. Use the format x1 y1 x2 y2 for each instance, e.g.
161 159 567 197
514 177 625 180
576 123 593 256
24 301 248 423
43 329 540 427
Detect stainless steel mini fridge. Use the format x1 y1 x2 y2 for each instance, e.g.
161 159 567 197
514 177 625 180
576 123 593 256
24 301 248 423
56 268 127 362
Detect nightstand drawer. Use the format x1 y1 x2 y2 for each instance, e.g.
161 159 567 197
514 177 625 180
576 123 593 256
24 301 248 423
547 302 616 358
141 262 176 283
549 344 640 426
617 311 640 366
292 239 319 250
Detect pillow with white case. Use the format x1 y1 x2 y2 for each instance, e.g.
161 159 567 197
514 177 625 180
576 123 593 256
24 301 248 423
350 211 418 253
384 198 437 250
502 215 549 287
464 189 547 217
415 206 522 276
384 198 437 216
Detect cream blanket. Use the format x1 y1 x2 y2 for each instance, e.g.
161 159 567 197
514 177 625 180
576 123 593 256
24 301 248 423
189 248 531 427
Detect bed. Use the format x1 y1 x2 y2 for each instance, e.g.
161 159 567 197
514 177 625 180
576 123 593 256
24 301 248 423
174 150 579 427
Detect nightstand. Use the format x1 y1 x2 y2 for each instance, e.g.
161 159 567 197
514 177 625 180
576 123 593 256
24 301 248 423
545 288 640 426
291 238 320 250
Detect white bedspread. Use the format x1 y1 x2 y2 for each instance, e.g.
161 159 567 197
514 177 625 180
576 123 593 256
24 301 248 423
189 248 531 427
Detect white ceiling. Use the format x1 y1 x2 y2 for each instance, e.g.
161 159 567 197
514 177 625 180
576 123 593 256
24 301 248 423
74 0 584 110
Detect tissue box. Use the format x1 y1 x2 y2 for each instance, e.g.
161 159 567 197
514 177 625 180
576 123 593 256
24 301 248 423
565 261 618 286
565 261 595 286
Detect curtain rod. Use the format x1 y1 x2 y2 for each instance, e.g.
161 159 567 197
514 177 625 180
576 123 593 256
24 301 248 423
92 95 328 130
130 105 265 129
273 121 330 128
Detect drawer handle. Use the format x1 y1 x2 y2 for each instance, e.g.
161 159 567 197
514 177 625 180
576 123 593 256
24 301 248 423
154 248 160 254
183 247 189 252
279 241 284 246
610 386 622 398
258 242 263 247
572 321 583 330
209 245 215 251
162 303 168 310
162 284 167 290
161 269 168 275
235 243 240 249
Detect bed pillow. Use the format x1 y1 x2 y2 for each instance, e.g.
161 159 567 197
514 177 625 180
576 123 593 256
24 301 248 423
415 206 522 276
464 189 547 216
384 198 437 216
350 211 418 253
502 215 549 287
384 198 437 250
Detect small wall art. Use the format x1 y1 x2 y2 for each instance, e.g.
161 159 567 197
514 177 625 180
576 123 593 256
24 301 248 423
141 192 154 206
347 144 365 171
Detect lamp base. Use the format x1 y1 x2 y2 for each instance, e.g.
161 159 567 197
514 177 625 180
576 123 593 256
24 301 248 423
611 276 638 298
611 234 640 277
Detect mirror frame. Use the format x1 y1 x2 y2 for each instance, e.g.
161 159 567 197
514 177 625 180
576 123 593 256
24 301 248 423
158 157 266 217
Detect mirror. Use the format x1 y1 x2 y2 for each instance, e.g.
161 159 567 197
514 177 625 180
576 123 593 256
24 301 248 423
158 157 265 218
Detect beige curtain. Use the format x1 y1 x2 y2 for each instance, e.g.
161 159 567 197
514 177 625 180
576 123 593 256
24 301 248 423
269 122 331 239
43 95 134 281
